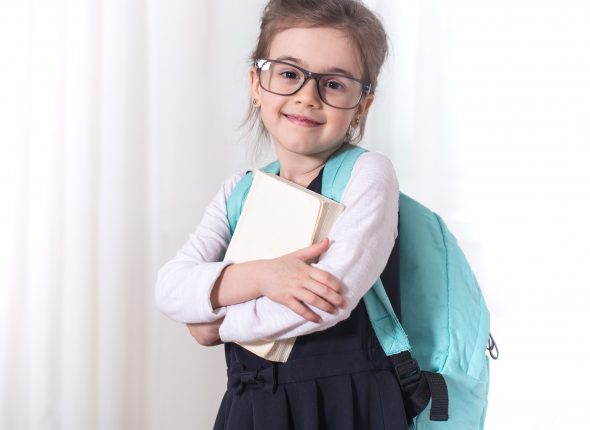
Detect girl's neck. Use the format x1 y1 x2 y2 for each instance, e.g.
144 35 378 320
280 161 324 188
276 145 342 187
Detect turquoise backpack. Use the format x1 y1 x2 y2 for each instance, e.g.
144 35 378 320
226 144 495 429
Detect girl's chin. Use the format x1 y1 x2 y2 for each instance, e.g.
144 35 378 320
273 141 345 157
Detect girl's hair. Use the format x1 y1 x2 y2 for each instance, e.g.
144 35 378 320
245 0 389 152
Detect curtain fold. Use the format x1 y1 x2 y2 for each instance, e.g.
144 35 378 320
1 1 151 429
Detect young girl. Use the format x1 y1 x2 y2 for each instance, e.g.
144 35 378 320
155 0 407 428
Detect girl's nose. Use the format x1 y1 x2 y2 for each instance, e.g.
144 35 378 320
294 79 322 108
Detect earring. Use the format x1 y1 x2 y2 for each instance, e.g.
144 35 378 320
252 98 259 106
353 117 361 127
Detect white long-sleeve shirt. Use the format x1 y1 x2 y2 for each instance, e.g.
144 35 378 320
155 151 399 344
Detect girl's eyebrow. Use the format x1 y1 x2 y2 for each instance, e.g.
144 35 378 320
275 55 356 77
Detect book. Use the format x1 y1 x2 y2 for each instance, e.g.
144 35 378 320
224 169 345 362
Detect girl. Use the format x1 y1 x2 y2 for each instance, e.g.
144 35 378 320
155 0 407 428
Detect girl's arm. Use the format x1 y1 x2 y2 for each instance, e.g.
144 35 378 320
155 172 344 324
186 238 345 346
218 152 398 343
210 238 345 323
154 172 244 324
187 318 224 346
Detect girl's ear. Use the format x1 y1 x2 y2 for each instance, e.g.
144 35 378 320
356 94 375 118
249 66 262 101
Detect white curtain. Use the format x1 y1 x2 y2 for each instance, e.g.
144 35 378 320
1 1 589 429
0 1 262 429
1 0 152 429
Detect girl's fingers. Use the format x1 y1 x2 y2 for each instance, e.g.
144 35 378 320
304 278 346 309
296 288 337 314
286 297 321 323
308 266 342 292
291 238 330 262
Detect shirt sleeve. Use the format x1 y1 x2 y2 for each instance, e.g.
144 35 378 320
218 151 399 343
154 172 245 323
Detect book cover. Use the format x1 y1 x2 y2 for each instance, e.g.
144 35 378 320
224 170 344 362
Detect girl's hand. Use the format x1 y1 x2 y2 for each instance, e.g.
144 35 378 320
187 318 224 346
257 238 345 323
211 239 344 322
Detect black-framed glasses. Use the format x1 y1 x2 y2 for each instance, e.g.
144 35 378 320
254 59 371 110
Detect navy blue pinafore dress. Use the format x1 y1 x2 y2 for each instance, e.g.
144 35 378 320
213 170 407 430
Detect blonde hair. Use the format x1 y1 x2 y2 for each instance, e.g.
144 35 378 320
245 0 389 153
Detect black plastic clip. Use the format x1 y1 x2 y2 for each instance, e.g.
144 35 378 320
394 357 422 391
487 333 499 360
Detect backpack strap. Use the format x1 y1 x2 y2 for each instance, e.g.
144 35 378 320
323 145 411 355
226 161 280 236
321 144 365 200
391 351 449 422
325 145 448 423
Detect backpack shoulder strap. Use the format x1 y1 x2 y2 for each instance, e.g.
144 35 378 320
327 147 447 422
226 161 280 236
323 145 411 355
322 144 367 200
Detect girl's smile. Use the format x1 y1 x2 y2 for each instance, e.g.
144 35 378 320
283 112 325 128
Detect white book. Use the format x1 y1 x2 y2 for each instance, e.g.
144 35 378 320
224 170 345 362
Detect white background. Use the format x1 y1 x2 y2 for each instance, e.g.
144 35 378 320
1 1 589 429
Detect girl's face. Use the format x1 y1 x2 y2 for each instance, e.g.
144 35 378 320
250 26 373 162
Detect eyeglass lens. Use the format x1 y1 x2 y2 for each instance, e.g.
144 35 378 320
258 60 363 109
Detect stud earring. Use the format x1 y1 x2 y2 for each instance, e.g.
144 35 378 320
353 117 361 127
252 98 259 106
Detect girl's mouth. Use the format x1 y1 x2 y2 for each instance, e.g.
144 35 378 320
284 114 322 128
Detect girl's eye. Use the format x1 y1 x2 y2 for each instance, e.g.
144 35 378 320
324 79 347 92
278 69 300 80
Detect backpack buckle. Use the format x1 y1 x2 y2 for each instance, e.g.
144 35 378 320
487 333 499 360
394 357 422 391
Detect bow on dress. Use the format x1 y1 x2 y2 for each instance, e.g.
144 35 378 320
228 364 277 394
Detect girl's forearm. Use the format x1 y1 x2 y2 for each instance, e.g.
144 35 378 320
187 318 224 346
210 261 264 308
211 240 344 323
